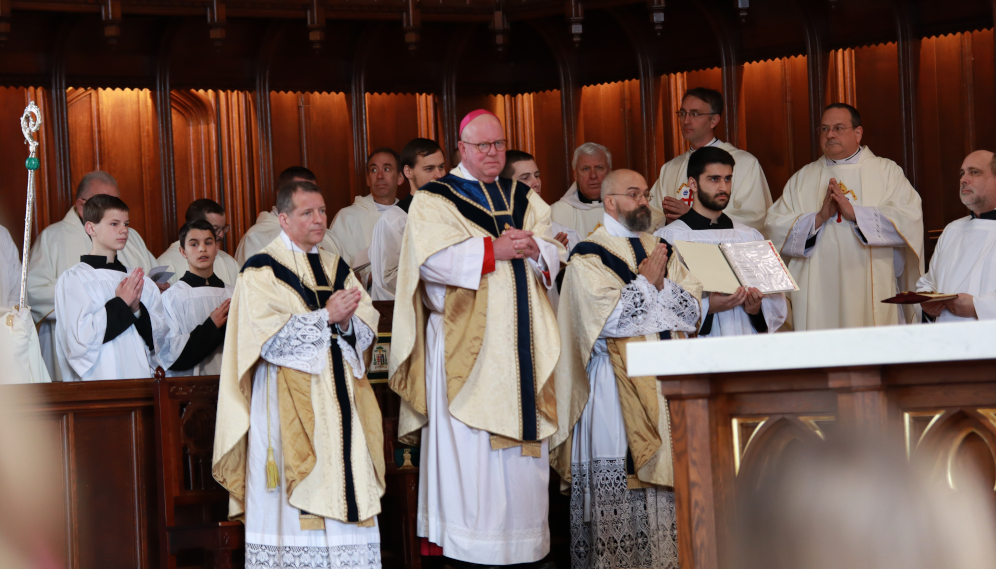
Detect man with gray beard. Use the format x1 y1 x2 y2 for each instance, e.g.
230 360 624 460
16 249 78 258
550 169 702 569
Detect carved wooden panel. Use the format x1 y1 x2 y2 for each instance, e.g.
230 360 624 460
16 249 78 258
532 89 566 204
269 90 356 217
852 43 905 169
0 86 58 257
171 89 221 243
909 409 996 507
66 87 165 255
366 92 420 158
578 80 646 179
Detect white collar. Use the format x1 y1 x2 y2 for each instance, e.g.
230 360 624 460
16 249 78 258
827 147 863 165
457 162 478 182
603 212 641 238
687 138 720 153
279 230 319 254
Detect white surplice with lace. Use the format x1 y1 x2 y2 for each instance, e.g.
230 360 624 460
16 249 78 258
570 214 696 569
244 233 380 569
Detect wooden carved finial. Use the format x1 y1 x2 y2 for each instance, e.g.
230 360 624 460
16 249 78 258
208 0 227 48
491 0 509 51
647 0 665 35
102 0 122 45
307 0 326 52
403 0 421 52
566 0 583 47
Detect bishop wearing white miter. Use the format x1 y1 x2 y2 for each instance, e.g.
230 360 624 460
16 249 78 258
157 199 240 285
551 142 612 237
328 149 403 266
235 167 341 264
28 170 159 381
650 87 772 233
55 195 166 382
765 103 924 330
919 150 996 323
553 169 702 569
657 147 787 336
369 138 447 301
213 180 384 569
159 219 233 376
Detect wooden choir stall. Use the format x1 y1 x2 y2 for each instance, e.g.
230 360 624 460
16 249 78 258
1 0 996 567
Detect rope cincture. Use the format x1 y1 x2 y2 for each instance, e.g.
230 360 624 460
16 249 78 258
265 370 279 491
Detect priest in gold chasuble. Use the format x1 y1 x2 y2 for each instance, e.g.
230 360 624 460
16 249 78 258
765 104 924 330
212 181 385 569
389 110 567 565
552 170 701 569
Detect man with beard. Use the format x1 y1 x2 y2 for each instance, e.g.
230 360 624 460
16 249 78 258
657 147 787 336
551 169 701 569
389 110 566 567
551 143 612 237
766 103 924 330
369 138 447 301
917 150 996 322
650 88 772 232
328 149 404 266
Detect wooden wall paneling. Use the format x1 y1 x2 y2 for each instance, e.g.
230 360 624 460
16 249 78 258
66 87 98 191
0 86 56 257
154 22 177 250
653 76 669 170
365 92 420 156
609 7 659 179
350 24 377 198
577 81 643 175
440 26 475 160
697 1 740 145
170 89 221 242
825 48 857 106
894 0 921 186
215 89 261 255
305 92 356 216
531 89 566 202
253 22 282 233
852 43 905 168
793 0 828 160
49 17 73 219
416 92 437 141
971 29 996 152
137 86 166 255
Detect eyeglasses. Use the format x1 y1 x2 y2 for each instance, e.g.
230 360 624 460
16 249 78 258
462 139 507 153
607 191 652 203
676 110 718 119
819 125 853 135
213 224 231 236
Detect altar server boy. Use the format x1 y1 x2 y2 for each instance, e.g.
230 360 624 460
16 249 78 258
160 219 233 376
55 195 166 381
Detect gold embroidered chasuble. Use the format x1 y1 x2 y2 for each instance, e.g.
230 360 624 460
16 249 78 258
211 238 385 524
388 173 567 447
549 226 702 489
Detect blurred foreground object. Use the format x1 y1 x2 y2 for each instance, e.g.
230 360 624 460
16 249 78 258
735 437 996 569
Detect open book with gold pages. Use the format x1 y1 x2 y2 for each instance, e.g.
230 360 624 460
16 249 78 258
672 240 800 295
881 292 958 304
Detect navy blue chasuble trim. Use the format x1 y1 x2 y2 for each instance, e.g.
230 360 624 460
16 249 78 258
421 174 538 441
569 237 673 340
241 252 360 522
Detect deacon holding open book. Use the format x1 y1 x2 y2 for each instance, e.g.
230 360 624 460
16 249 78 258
917 150 996 323
657 147 787 336
551 169 702 569
765 104 924 330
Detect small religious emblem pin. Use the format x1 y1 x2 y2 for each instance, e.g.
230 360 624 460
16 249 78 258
678 184 694 208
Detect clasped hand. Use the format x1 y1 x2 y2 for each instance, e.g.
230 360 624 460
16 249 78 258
637 244 670 291
816 178 855 227
494 228 540 261
326 287 362 329
708 286 763 314
115 268 145 312
663 196 690 224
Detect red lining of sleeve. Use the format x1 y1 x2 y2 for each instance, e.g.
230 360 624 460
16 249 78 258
482 236 496 275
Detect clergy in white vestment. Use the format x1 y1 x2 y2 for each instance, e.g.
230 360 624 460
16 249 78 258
765 104 924 330
0 225 21 308
552 169 702 569
650 87 772 232
657 147 787 336
159 220 233 376
29 171 159 381
234 166 341 265
157 199 240 285
551 143 612 237
389 110 567 566
918 150 996 323
55 195 166 382
212 180 384 569
369 138 447 301
328 148 404 266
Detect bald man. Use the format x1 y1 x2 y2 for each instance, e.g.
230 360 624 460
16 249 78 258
918 150 996 322
26 170 158 381
389 110 566 567
552 168 701 569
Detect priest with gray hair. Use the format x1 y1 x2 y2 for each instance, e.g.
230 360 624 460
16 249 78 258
551 142 613 237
